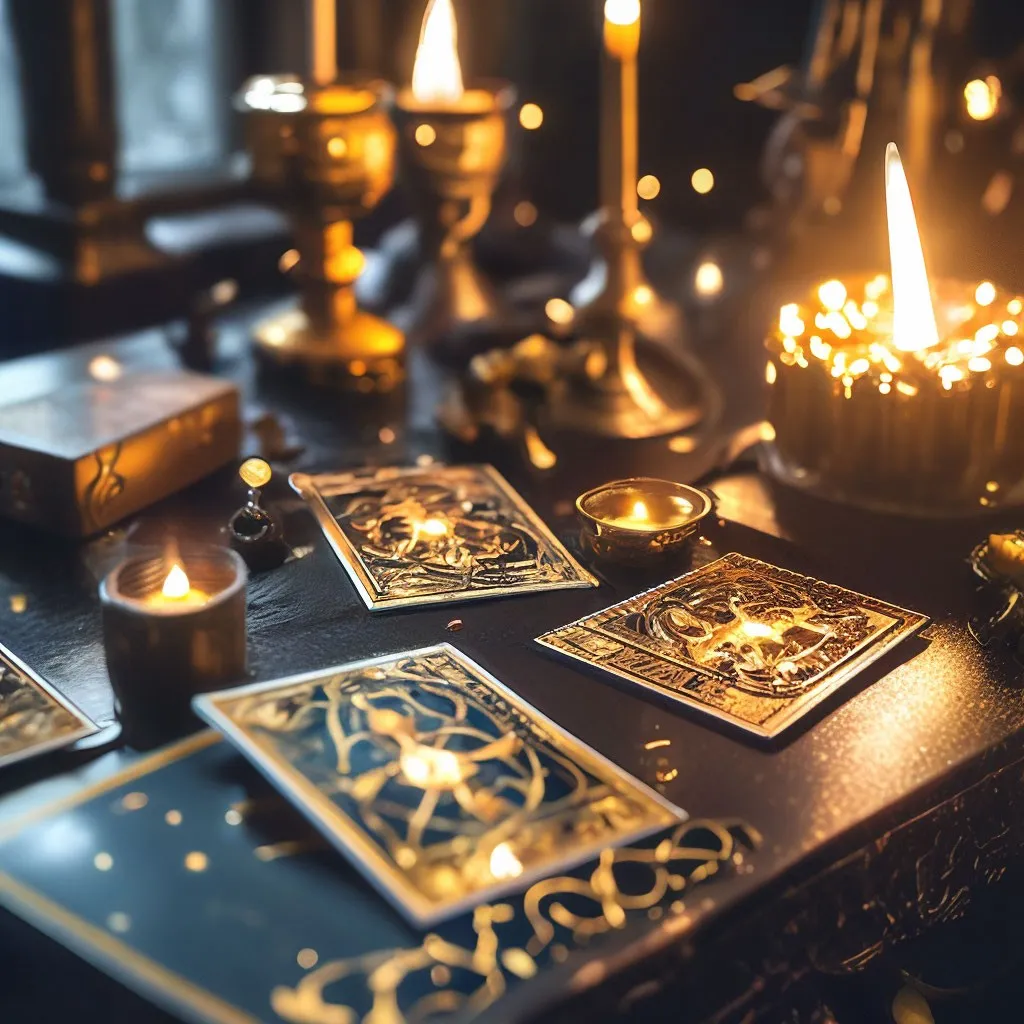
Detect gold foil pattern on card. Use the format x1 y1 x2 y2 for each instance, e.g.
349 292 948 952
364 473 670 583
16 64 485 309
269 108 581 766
537 553 928 738
290 464 596 610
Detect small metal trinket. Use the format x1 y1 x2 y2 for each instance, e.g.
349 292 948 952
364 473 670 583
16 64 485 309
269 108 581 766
228 459 288 572
969 531 1024 658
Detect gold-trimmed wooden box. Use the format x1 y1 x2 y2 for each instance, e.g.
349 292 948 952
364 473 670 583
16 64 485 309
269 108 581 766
0 371 240 537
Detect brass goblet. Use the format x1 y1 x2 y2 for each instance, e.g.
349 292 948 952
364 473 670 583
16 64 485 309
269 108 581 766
238 76 404 392
390 82 516 361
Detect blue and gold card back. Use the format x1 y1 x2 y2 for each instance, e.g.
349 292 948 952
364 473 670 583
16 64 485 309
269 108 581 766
194 645 681 925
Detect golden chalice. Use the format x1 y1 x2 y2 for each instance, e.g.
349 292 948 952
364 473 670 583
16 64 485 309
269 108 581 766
238 75 404 392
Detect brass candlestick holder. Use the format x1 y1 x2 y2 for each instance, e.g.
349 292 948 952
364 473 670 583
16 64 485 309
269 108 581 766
238 75 404 392
390 82 516 358
544 2 707 439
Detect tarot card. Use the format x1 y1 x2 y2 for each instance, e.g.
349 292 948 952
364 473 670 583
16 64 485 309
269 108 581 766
0 731 753 1024
0 642 95 768
194 644 682 925
290 464 596 610
537 553 928 739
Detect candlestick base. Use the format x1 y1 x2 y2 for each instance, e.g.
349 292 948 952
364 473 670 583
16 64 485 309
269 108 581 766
543 340 708 439
253 308 404 393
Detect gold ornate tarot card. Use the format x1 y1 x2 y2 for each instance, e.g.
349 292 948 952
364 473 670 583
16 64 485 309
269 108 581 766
194 645 681 925
289 464 597 611
0 643 95 768
537 553 928 739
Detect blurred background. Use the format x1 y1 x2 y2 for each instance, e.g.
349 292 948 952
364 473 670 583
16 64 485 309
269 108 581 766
0 0 1020 354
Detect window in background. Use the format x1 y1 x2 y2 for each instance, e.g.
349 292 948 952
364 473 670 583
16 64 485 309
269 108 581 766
0 0 27 189
111 0 232 184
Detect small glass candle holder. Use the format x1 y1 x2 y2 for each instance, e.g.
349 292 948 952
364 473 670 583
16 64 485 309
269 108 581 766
576 478 714 566
100 545 247 747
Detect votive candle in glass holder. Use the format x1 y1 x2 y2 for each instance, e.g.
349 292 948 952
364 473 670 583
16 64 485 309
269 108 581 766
100 545 247 746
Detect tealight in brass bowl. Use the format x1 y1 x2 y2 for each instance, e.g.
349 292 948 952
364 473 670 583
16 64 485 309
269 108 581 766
576 478 714 566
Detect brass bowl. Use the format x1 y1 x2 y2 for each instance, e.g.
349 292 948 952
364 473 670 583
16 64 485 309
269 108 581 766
577 477 714 566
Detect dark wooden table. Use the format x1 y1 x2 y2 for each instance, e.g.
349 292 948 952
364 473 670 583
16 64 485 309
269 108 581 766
1 292 1023 1023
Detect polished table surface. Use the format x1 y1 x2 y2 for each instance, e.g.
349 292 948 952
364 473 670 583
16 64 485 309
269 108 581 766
1 303 1023 1023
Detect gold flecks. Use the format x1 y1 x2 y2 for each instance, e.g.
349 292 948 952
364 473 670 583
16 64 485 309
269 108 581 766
378 427 396 445
93 852 113 871
106 912 131 933
644 739 671 750
524 425 557 470
501 948 537 979
297 948 319 970
120 792 148 812
184 852 209 873
445 619 464 632
8 594 26 614
667 434 697 453
430 964 452 987
647 906 664 920
165 810 183 826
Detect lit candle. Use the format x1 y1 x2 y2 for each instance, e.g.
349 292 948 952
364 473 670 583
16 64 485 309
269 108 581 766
601 0 641 217
765 143 1024 515
308 0 337 87
100 547 247 747
577 478 713 565
399 0 494 114
143 563 210 610
390 0 515 353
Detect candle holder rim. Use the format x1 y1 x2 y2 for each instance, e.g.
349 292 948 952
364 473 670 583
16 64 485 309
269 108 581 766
392 80 517 120
235 74 396 116
576 477 713 533
100 546 248 618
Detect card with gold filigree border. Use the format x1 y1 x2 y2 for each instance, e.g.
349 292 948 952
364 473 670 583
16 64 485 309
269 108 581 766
0 641 95 769
193 644 682 925
289 464 597 611
536 553 928 739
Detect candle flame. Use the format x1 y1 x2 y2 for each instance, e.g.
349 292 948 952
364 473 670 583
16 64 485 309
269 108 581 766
489 842 523 880
885 143 939 353
162 563 190 600
631 500 649 520
412 0 464 104
605 0 641 26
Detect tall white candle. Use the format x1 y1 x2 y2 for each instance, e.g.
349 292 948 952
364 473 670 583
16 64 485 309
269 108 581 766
309 0 337 86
